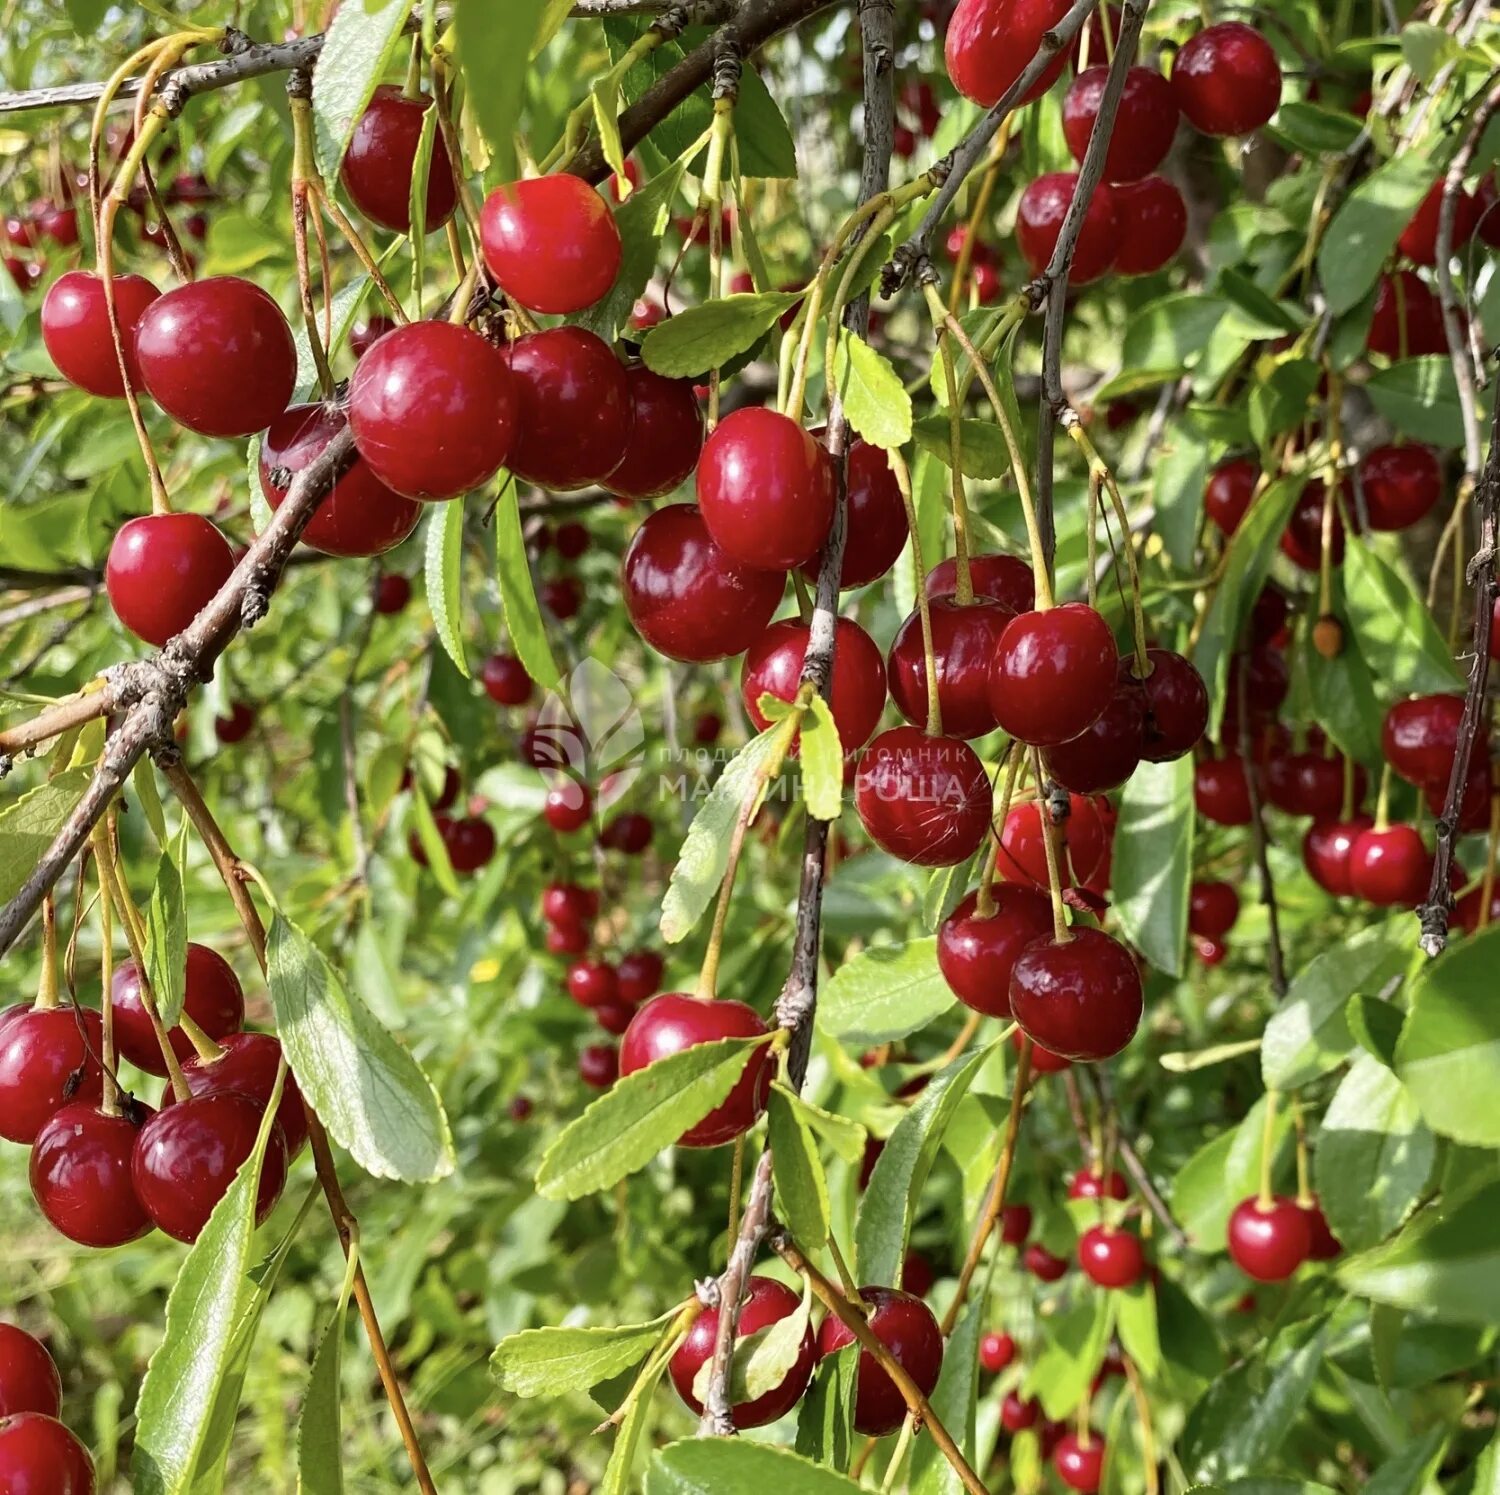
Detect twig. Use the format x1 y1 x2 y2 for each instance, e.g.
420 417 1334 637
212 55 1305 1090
0 584 97 629
1085 1068 1188 1248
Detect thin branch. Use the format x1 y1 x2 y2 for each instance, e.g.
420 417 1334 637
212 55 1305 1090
0 584 97 627
1085 1068 1188 1249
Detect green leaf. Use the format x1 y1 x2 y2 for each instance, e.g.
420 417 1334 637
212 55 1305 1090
1097 293 1229 395
1272 101 1364 155
1025 1295 1116 1421
492 1310 675 1398
144 818 189 1028
424 499 469 678
266 913 455 1183
0 768 91 903
1470 1428 1500 1495
734 65 798 179
647 1438 864 1495
1173 1094 1292 1253
1153 422 1210 571
1117 1281 1162 1381
794 1344 857 1468
1400 22 1462 84
599 1337 670 1494
1112 755 1194 977
1303 632 1385 766
1346 993 1404 1069
641 292 803 379
910 1291 984 1495
578 160 687 344
799 695 843 822
912 415 1016 480
1343 533 1462 695
1156 1276 1223 1384
407 783 460 897
820 937 954 1046
591 77 628 184
452 0 549 181
775 1084 866 1164
295 1286 352 1494
767 1086 830 1249
311 0 412 180
831 331 911 450
1366 357 1494 448
492 477 560 689
536 1035 766 1200
1249 359 1322 449
1318 154 1440 316
1364 1425 1446 1495
1218 267 1304 338
132 757 168 844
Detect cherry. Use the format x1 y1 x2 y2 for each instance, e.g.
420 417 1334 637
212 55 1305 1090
1111 176 1188 275
989 603 1118 746
0 1005 104 1145
1367 271 1447 358
1063 66 1178 182
440 814 497 872
622 504 785 662
937 887 1054 1017
349 314 395 358
481 651 533 707
693 711 723 745
619 993 772 1146
1194 755 1253 827
1301 1198 1341 1261
1383 694 1465 786
1302 814 1374 896
1044 674 1145 793
1205 456 1257 536
1077 1225 1144 1289
997 796 1109 893
543 780 592 833
110 942 244 1077
669 1276 816 1427
1348 824 1431 907
5 257 43 293
566 960 618 1010
1023 1241 1068 1281
480 176 622 314
1000 1203 1033 1244
1251 584 1290 646
0 1413 95 1494
348 321 516 501
1016 173 1119 284
1068 1167 1129 1201
1359 444 1442 531
546 922 587 956
1480 172 1500 249
592 999 632 1035
902 1250 937 1297
1172 23 1281 136
36 204 80 246
1194 935 1227 966
340 85 457 234
375 573 411 614
1278 478 1348 572
605 366 704 500
541 576 582 620
214 703 256 744
508 1095 534 1121
259 404 421 558
925 552 1034 613
177 1030 309 1158
3 215 35 248
816 1286 943 1437
1398 179 1480 267
979 1330 1016 1374
616 951 664 1005
888 598 1011 740
1189 881 1240 940
105 513 236 648
1001 1391 1041 1433
603 813 653 858
30 1102 154 1248
578 1043 618 1088
945 0 1072 109
697 407 834 571
1010 926 1143 1062
1054 1431 1106 1493
41 271 159 398
801 438 909 589
854 726 992 867
1227 1194 1312 1281
742 617 886 753
1425 756 1492 833
0 1327 60 1420
1138 649 1209 762
542 882 599 928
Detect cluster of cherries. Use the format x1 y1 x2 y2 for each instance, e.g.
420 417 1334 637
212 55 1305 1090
1226 1189 1341 1283
0 941 304 1250
0 1323 95 1493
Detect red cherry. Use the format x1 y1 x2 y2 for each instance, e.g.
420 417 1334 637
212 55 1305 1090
945 0 1072 109
1010 927 1143 1061
1302 814 1374 896
937 887 1054 1018
616 951 664 1005
110 942 243 1077
619 993 772 1147
1227 1194 1312 1281
481 651 533 707
546 922 587 956
542 881 599 927
1194 755 1253 826
36 204 80 246
1044 673 1145 793
375 573 411 613
622 504 785 662
742 617 886 754
1383 694 1466 786
1278 478 1347 572
214 702 255 744
1000 1203 1033 1244
349 315 395 358
854 726 993 866
902 1249 936 1297
105 513 236 648
693 711 723 744
1397 179 1480 267
1194 935 1227 966
0 1006 104 1145
480 176 622 314
1189 881 1240 939
440 814 497 872
340 85 457 234
1054 1431 1106 1493
1368 271 1448 358
605 366 704 501
925 552 1035 613
177 1030 308 1157
0 1413 95 1493
1360 444 1442 531
30 1101 154 1247
1138 649 1208 762
3 214 35 248
5 257 43 293
979 1330 1016 1374
0 1329 60 1424
566 959 618 1010
541 576 582 620
259 404 420 558
1068 1167 1129 1201
1016 173 1119 284
578 1043 618 1088
669 1276 816 1427
1205 457 1257 536
1301 1198 1341 1260
1289 752 1361 820
543 780 592 833
1173 23 1281 137
348 322 515 501
889 598 1011 740
1063 67 1178 182
1348 824 1431 907
1425 756 1492 833
508 1094 534 1121
41 271 160 397
990 604 1118 746
1023 1241 1068 1281
1111 176 1188 275
1077 1225 1144 1289
1001 1391 1041 1433
816 1286 943 1437
996 795 1109 892
801 437 909 589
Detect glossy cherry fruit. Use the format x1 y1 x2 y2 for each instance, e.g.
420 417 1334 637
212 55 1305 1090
542 781 592 833
937 887 1054 1017
110 942 244 1076
945 0 1072 109
1111 176 1188 275
1347 824 1430 907
1359 444 1441 531
1301 1197 1342 1261
0 1005 104 1145
106 513 236 647
341 85 457 234
801 438 909 589
1023 1241 1069 1281
1172 22 1282 137
669 1276 816 1427
622 504 785 662
599 811 653 855
375 573 411 613
888 598 1011 740
1016 173 1119 284
619 993 772 1147
979 1330 1016 1373
1137 649 1209 761
1044 673 1145 793
1398 179 1480 267
1383 694 1465 786
566 960 618 1011
0 1413 96 1494
542 881 598 928
41 271 160 397
616 950 664 1005
1279 478 1348 572
1001 1391 1041 1433
1009 926 1143 1062
1194 755 1253 826
989 603 1118 746
1368 270 1448 358
578 1043 618 1089
1054 1431 1106 1493
925 552 1034 614
1302 814 1374 897
348 321 516 501
0 1326 60 1419
134 276 296 437
605 366 704 500
816 1286 943 1437
1063 66 1178 182
480 175 622 315
1227 1194 1312 1281
30 1101 154 1248
1189 881 1239 939
996 795 1110 893
1000 1202 1033 1245
742 617 886 754
178 1030 309 1158
481 651 533 707
1077 1225 1144 1289
1068 1167 1129 1201
854 726 992 867
214 703 255 744
1205 456 1257 536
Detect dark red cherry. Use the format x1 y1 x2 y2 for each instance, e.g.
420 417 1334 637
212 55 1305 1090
945 0 1072 109
1205 456 1258 536
557 524 588 557
1016 173 1119 284
937 887 1054 1017
214 702 255 744
800 438 909 589
1194 755 1253 826
619 993 772 1147
349 321 516 501
481 651 533 707
622 504 785 662
1063 67 1178 182
1001 1391 1042 1433
693 711 723 745
1054 1431 1106 1493
1398 179 1480 267
541 576 582 619
1383 694 1466 786
542 780 592 833
1195 935 1227 965
990 604 1118 746
1368 271 1448 358
605 366 704 501
1303 814 1374 896
902 1249 936 1297
1137 649 1209 762
566 959 618 1010
259 404 420 557
742 617 886 754
816 1286 943 1437
1010 926 1143 1062
1023 1241 1068 1281
542 881 599 928
670 1276 816 1427
1250 584 1290 646
105 513 236 648
1077 1225 1144 1289
1360 444 1442 531
134 276 295 437
1301 1198 1341 1260
546 922 587 956
889 598 1011 740
3 214 35 248
1000 1202 1033 1244
854 726 993 866
4 257 43 293
1425 755 1492 833
1289 752 1361 820
30 1102 154 1247
601 809 653 854
1068 1167 1129 1201
481 176 622 314
1348 824 1430 907
508 1094 534 1121
349 314 395 359
925 552 1035 613
1279 478 1347 572
1227 1194 1311 1281
698 407 834 571
110 942 243 1077
441 814 497 872
375 573 411 613
1111 176 1188 275
41 271 159 397
0 1005 104 1145
996 795 1109 892
341 85 457 234
0 1327 59 1419
0 1413 95 1493
1044 674 1145 793
578 1043 618 1088
177 1030 308 1158
979 1330 1016 1373
616 951 664 1005
1172 22 1281 136
1189 881 1239 939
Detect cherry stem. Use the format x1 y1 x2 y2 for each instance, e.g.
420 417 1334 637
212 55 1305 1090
289 94 336 399
978 742 1025 918
178 1009 225 1064
1085 471 1101 609
1070 422 1149 675
887 447 943 736
880 1413 916 1493
1258 1088 1279 1210
1123 1353 1161 1495
308 175 409 323
36 892 60 1010
428 59 482 249
96 866 120 1117
1373 760 1393 833
1031 749 1071 944
703 93 735 430
1292 1098 1313 1207
1318 372 1344 620
827 1233 863 1306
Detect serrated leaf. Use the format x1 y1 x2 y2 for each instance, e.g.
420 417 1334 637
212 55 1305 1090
144 818 189 1028
647 1438 864 1495
295 1285 352 1494
911 415 1015 479
799 694 843 822
591 77 627 184
133 758 168 844
407 785 460 898
831 331 911 450
492 477 560 690
767 1086 830 1249
311 0 412 180
1342 533 1460 696
1112 755 1194 977
1366 357 1496 449
424 499 469 678
774 1083 865 1164
1346 993 1404 1068
492 1310 675 1398
600 1336 669 1494
794 1343 857 1467
0 767 91 902
909 1290 984 1495
452 0 549 181
641 292 802 379
820 937 954 1046
1318 154 1440 317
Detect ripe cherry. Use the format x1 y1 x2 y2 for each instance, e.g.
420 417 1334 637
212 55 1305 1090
543 882 598 928
481 651 533 707
979 1330 1016 1374
41 271 160 397
214 703 255 744
1368 270 1447 358
1010 926 1143 1062
989 604 1118 746
1383 694 1465 786
30 1102 154 1248
110 942 244 1077
578 1043 618 1089
348 321 516 501
480 176 622 314
801 437 909 589
541 576 582 620
1068 1167 1128 1202
375 573 411 614
616 951 664 1004
542 780 592 833
132 1091 287 1243
937 887 1054 1017
854 726 992 867
1024 1241 1068 1281
1205 457 1257 536
0 1326 60 1419
1001 1391 1041 1433
742 617 886 753
1054 1431 1106 1493
1172 23 1282 137
1302 814 1374 896
106 513 236 647
693 711 723 745
440 814 498 872
177 1030 309 1158
996 795 1109 893
1063 67 1178 182
925 552 1034 614
1138 649 1209 761
1077 1225 1144 1289
669 1276 816 1427
888 598 1011 740
1398 179 1480 267
134 276 295 437
505 328 632 491
902 1250 936 1297
1016 173 1119 284
36 204 79 246
594 996 635 1034
349 314 395 359
341 85 457 234
1189 881 1239 940
566 960 618 1010
1301 1198 1341 1261
1111 176 1188 275
1348 824 1431 907
622 504 785 662
945 0 1072 109
605 366 704 501
619 993 772 1147
1195 934 1227 966
0 1413 95 1494
1279 478 1347 572
1194 755 1253 826
1360 444 1442 531
546 923 587 956
1000 1203 1033 1244
1044 674 1145 793
1227 1194 1312 1281
508 1095 534 1121
816 1286 943 1437
0 1005 104 1145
